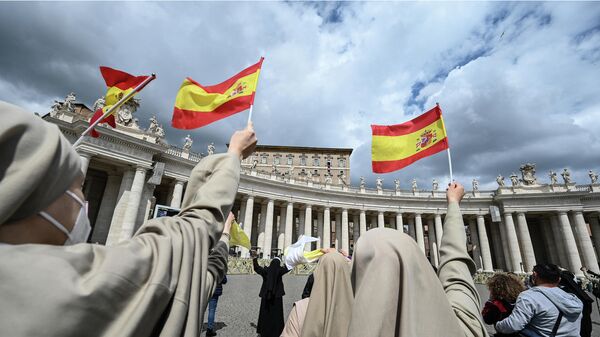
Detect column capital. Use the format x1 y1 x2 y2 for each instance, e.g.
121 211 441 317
503 210 514 215
243 194 254 201
572 210 583 216
134 165 148 173
557 211 568 216
78 152 93 159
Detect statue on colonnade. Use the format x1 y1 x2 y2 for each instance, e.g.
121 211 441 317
561 168 572 184
519 163 537 185
472 179 479 191
376 177 383 190
64 92 76 112
549 171 558 185
93 97 106 112
359 176 365 189
412 179 418 193
394 179 400 192
207 143 215 155
432 179 438 191
589 170 598 184
496 174 505 187
509 173 519 187
183 134 193 151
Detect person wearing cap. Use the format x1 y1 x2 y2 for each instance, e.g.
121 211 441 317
0 100 257 337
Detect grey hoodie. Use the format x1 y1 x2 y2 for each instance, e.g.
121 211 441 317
495 286 583 337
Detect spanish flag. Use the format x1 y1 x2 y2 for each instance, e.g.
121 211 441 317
89 67 152 137
371 105 449 173
171 57 264 130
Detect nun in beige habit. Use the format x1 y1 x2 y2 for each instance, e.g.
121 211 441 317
0 101 257 337
347 183 488 337
280 251 352 337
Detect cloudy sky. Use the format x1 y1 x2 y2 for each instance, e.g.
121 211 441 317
1 1 598 190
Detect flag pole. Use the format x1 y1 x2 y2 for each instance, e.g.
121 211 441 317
73 74 156 148
447 148 454 182
247 57 264 125
436 102 454 182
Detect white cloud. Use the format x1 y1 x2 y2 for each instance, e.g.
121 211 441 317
0 1 598 190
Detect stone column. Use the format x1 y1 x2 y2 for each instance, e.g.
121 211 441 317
277 206 286 253
427 217 439 267
170 180 185 209
489 223 506 271
541 217 559 264
105 170 134 246
257 202 267 254
434 214 443 250
298 208 305 236
80 153 92 177
396 213 403 232
572 211 599 273
353 214 360 243
370 215 378 231
389 216 396 230
415 213 425 254
263 199 275 258
323 207 331 248
550 215 569 268
407 217 416 240
317 210 324 249
335 212 342 249
557 211 583 276
468 218 482 270
498 220 512 271
90 173 121 244
359 210 367 236
304 205 312 251
515 212 536 272
503 212 523 272
241 196 254 257
284 202 294 248
119 167 147 242
476 215 494 272
589 214 600 260
378 211 385 228
342 209 349 252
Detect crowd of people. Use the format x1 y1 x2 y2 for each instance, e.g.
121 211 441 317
0 100 594 337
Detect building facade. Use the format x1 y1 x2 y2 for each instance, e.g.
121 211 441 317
45 94 600 277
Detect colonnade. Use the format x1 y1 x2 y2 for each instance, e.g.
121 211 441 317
232 193 600 277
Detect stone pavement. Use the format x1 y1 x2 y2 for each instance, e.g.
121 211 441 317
202 275 600 337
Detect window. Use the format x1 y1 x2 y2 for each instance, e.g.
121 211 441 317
261 156 267 164
274 157 280 165
313 158 319 166
287 156 293 165
300 157 306 165
339 159 345 167
313 169 319 176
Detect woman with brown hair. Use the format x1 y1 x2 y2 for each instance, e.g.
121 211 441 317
482 273 526 337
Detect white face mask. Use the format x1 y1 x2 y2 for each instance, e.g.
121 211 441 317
39 190 91 245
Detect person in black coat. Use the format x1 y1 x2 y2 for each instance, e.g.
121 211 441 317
252 253 291 337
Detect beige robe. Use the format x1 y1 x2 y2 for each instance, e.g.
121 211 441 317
348 202 488 337
281 298 310 337
301 252 353 337
0 153 239 337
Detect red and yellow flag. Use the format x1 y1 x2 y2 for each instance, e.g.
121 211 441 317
371 105 449 173
171 57 264 130
90 67 151 137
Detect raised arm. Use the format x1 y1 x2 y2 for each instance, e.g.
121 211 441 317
253 257 266 276
170 124 257 248
437 182 488 337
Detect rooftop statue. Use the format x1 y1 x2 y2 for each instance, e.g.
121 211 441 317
93 97 106 113
589 170 598 184
549 171 558 185
561 168 571 184
394 179 400 191
64 92 76 112
183 134 193 151
148 115 159 133
116 98 140 127
359 176 365 189
376 177 383 189
496 174 505 187
510 173 519 187
432 179 439 191
519 163 537 185
412 179 418 192
472 178 479 191
207 142 215 156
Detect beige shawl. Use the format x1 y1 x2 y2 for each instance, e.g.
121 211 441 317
348 203 488 337
0 101 81 225
281 298 310 337
300 252 353 337
0 149 239 337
